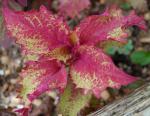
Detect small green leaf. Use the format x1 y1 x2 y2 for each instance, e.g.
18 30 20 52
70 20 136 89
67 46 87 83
117 40 133 55
130 50 150 66
106 47 116 55
106 40 133 55
58 84 91 116
99 40 123 55
120 3 132 10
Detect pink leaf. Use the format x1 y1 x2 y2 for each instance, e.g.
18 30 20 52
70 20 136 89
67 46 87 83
58 0 90 18
75 7 146 45
70 45 137 98
3 6 71 62
19 60 67 102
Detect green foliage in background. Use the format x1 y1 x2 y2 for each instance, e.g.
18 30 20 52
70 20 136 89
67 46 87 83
120 3 132 10
130 50 150 66
106 40 133 55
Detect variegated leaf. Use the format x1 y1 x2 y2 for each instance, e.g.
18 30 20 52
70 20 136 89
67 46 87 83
70 45 137 98
3 6 71 62
19 60 67 102
75 7 146 45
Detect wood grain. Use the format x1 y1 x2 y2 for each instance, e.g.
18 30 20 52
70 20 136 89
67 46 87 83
89 82 150 116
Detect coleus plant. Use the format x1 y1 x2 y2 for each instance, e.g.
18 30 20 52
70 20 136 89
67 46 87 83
3 5 146 116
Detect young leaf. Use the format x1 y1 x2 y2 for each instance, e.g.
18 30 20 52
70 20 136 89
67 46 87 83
3 6 71 62
70 45 137 98
75 7 146 45
58 83 91 116
58 0 90 18
19 60 67 102
130 50 150 66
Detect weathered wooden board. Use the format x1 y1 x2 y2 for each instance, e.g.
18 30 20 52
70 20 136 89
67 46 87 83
89 82 150 116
